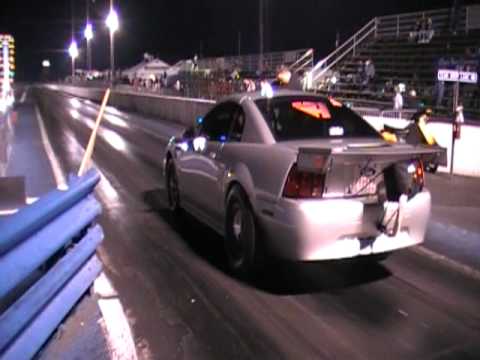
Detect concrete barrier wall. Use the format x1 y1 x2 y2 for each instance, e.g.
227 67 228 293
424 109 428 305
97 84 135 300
365 116 480 177
46 85 479 178
46 85 215 128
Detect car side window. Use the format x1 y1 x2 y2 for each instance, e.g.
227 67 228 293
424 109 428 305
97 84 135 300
229 107 246 142
200 103 244 142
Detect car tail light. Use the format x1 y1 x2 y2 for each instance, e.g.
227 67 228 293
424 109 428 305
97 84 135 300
408 160 424 193
283 164 325 198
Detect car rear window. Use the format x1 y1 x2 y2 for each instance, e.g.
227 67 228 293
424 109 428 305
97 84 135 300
255 96 380 141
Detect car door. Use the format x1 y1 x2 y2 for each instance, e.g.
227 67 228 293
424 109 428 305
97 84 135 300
202 104 246 221
176 103 236 219
185 102 242 222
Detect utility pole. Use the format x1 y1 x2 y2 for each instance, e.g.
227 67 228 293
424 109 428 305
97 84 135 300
110 0 113 83
238 31 241 57
259 0 264 72
86 0 92 71
71 0 75 78
71 0 74 43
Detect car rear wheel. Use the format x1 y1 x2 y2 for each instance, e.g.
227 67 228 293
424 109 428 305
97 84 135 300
225 186 264 277
166 159 181 213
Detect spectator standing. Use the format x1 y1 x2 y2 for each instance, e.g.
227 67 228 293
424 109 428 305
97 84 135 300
174 80 181 92
436 80 445 107
410 17 422 42
192 54 199 71
450 0 464 35
384 78 394 94
356 60 364 85
394 86 404 110
162 71 167 87
364 59 375 89
470 80 480 109
434 57 447 107
455 104 465 124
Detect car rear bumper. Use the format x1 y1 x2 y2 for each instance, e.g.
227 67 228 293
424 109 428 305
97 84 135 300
257 191 431 261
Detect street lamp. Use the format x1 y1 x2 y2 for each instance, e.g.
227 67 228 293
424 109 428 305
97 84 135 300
68 40 79 79
84 23 94 71
105 7 119 85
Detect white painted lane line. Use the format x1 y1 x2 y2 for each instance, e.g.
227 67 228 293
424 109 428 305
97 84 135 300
19 89 28 103
35 105 68 190
0 199 37 216
26 196 39 204
0 209 19 216
94 273 138 360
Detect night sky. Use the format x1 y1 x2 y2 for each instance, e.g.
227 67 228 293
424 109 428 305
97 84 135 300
0 0 473 81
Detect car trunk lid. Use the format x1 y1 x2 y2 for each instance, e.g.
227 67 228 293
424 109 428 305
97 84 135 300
295 142 445 200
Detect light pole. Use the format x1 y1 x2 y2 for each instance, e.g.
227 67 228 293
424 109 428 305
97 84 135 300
68 40 79 80
42 59 51 82
84 23 93 71
259 0 264 73
83 15 93 71
105 4 119 85
84 0 94 71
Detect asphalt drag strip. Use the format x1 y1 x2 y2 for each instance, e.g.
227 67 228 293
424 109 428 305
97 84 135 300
34 88 480 360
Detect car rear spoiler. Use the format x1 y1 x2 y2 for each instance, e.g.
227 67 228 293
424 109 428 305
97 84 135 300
297 144 447 173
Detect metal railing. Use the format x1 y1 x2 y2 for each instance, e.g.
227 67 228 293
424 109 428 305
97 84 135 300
310 18 378 87
352 106 382 118
197 48 313 74
0 169 103 360
351 106 418 120
309 6 472 89
380 109 417 120
289 48 314 74
376 7 466 39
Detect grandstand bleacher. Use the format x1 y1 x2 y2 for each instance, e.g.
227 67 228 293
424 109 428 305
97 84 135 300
312 6 480 118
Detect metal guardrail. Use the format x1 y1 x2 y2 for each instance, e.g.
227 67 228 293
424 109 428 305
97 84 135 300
0 168 103 360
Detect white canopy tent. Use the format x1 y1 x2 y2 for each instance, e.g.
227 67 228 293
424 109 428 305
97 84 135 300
123 58 170 81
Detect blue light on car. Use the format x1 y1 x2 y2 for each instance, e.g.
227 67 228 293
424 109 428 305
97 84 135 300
219 135 227 142
196 116 204 124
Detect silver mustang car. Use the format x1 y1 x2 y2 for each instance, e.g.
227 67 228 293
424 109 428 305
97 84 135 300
163 90 444 275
